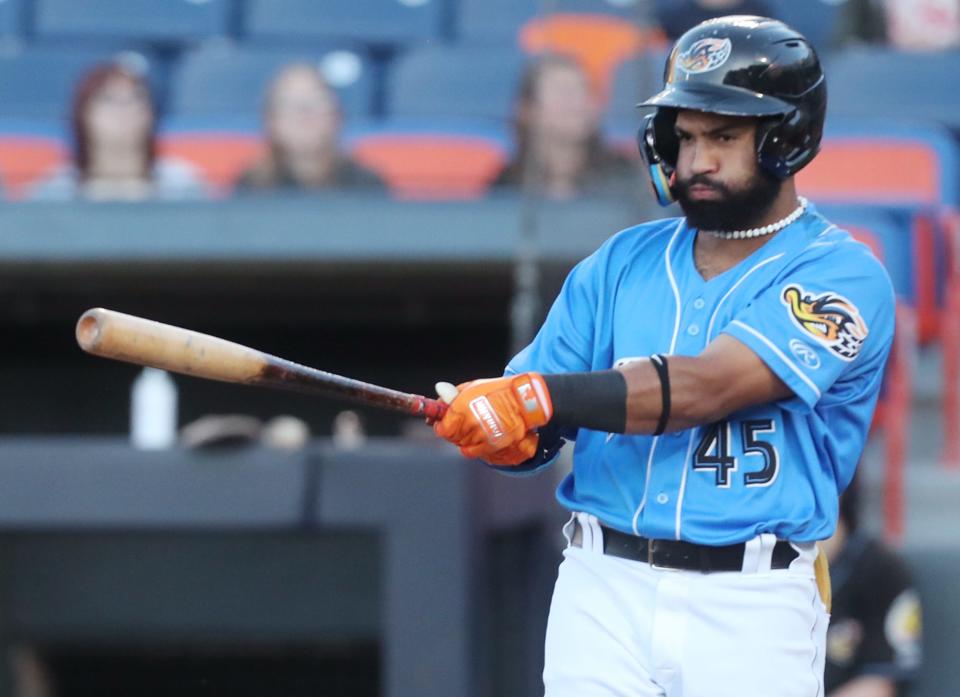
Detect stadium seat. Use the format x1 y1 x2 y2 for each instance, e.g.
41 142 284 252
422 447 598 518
603 51 670 148
157 130 263 193
825 48 960 133
33 0 231 43
346 120 509 199
518 15 665 102
798 119 959 341
457 0 655 42
169 44 376 122
766 0 845 52
387 44 525 123
0 46 162 122
0 121 66 198
799 126 958 208
0 0 24 42
242 0 447 45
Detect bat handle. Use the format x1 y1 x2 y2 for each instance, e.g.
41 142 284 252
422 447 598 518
418 397 449 422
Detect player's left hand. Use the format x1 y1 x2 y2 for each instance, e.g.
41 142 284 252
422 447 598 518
432 373 553 465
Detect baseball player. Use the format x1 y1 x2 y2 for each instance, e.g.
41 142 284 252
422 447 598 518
433 15 895 697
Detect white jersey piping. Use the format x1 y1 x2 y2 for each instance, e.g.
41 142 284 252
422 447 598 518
705 253 785 343
729 320 822 399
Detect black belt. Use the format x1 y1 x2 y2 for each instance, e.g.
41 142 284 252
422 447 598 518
590 523 799 573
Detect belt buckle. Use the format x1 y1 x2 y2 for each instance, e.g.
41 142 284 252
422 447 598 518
647 539 660 569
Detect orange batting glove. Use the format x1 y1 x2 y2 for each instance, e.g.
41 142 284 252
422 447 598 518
433 373 553 466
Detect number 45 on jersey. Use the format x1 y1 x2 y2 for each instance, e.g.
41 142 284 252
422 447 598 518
694 419 779 488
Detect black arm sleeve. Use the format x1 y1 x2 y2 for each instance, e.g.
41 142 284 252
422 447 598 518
542 370 628 434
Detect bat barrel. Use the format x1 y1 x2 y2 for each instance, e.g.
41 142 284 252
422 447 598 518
76 307 449 419
76 307 265 383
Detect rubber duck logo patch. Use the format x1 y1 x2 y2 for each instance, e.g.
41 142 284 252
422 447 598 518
782 285 868 361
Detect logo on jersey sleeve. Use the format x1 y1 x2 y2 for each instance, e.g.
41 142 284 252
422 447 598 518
676 38 732 74
788 339 821 370
781 285 868 361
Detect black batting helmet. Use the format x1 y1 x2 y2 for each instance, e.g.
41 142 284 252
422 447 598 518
638 15 827 205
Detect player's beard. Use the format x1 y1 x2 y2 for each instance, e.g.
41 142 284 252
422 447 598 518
674 169 782 233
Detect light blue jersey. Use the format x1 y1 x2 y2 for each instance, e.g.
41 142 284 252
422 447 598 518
507 205 895 545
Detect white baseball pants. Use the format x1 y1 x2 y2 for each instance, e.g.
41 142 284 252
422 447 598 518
543 513 829 697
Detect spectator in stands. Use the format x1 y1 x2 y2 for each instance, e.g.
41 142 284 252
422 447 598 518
30 62 206 201
821 478 923 697
493 54 641 201
836 0 959 49
886 0 959 50
656 0 776 41
235 63 384 193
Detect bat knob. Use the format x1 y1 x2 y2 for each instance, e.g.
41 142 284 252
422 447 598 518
76 308 106 352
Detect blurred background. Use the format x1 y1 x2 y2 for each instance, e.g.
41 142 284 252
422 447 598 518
0 0 957 695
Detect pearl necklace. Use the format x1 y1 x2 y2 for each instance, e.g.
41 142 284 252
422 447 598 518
706 197 808 240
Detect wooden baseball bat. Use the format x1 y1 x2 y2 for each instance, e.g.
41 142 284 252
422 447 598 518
75 308 448 421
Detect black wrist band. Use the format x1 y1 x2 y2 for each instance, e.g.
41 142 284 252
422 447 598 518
542 370 627 434
650 354 671 436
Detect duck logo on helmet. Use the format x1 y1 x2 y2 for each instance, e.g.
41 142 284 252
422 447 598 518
677 38 732 75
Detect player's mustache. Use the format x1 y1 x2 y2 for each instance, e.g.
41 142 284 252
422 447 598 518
675 175 730 196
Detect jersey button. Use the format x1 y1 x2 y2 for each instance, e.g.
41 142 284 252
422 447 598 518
693 298 706 310
656 492 669 504
687 324 700 336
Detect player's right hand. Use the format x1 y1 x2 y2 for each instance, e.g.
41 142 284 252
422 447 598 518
432 373 552 465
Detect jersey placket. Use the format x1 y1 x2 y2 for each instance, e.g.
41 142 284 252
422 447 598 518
636 229 712 540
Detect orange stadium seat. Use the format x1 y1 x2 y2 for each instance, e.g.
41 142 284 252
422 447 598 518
798 122 959 346
797 140 941 206
158 133 264 193
349 132 507 200
518 15 666 103
0 135 66 199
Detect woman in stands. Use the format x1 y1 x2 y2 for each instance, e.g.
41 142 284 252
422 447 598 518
493 53 641 202
235 63 384 193
31 61 206 201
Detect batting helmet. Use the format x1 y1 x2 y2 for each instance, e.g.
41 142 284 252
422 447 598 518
638 15 827 206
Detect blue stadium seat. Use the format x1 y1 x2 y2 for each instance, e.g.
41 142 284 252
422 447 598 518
826 48 960 133
457 0 654 41
242 0 447 45
764 0 844 52
0 46 161 122
168 44 377 123
387 44 525 123
0 0 24 42
33 0 230 43
603 51 668 144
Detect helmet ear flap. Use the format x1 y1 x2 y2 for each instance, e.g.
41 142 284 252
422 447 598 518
638 110 679 207
757 106 823 179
